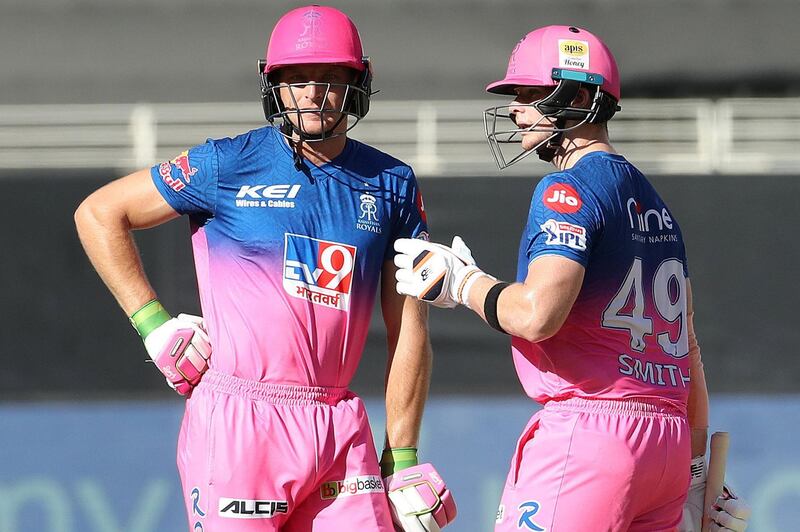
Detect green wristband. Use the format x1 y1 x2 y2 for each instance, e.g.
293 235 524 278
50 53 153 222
380 447 418 478
129 299 171 339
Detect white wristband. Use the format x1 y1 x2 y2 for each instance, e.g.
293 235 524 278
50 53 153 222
690 455 707 487
457 267 492 309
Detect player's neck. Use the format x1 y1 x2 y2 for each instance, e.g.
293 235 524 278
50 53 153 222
553 128 616 171
291 135 348 167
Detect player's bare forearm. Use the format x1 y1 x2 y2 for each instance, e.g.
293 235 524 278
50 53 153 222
74 169 179 315
382 262 432 448
685 281 710 457
466 255 585 341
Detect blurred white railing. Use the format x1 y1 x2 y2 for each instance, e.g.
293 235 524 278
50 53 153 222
1 98 799 176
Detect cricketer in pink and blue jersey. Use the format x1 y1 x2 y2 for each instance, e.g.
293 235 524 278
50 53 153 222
150 125 428 387
514 151 691 407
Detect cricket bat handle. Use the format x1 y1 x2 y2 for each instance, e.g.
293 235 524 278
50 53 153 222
702 431 730 532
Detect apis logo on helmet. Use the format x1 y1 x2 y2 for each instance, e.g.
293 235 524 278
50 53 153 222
558 39 589 69
235 184 301 208
559 40 588 56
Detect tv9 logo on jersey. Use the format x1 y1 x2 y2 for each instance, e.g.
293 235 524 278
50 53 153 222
283 233 357 310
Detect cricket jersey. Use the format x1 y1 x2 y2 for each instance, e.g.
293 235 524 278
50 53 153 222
151 125 427 387
514 151 690 406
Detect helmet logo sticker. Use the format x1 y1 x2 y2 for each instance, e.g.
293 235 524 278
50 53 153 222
558 39 590 69
297 10 322 50
508 38 524 75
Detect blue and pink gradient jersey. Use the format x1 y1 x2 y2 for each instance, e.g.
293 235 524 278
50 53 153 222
514 151 691 406
151 125 427 387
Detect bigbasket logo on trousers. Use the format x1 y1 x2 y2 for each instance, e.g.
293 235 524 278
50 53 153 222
320 475 384 500
218 498 289 519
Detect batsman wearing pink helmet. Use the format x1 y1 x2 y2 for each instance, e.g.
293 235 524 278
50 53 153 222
75 5 455 531
394 25 750 531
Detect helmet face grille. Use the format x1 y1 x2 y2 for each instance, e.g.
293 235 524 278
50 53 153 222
259 6 372 140
258 60 373 141
483 81 619 169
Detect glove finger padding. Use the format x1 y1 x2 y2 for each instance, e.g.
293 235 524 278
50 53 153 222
715 495 751 520
385 463 457 531
449 236 475 265
709 492 750 532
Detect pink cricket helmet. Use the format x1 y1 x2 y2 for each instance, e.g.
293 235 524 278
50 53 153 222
486 25 620 101
264 5 366 74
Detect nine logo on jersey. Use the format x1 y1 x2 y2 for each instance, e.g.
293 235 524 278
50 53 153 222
541 219 587 251
626 197 673 233
542 183 582 213
283 233 357 311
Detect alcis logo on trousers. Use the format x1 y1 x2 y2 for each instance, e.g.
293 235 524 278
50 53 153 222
218 498 289 519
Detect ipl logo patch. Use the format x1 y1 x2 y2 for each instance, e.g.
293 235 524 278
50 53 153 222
283 233 357 311
541 219 587 251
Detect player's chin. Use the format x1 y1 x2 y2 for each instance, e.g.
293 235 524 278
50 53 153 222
521 132 548 151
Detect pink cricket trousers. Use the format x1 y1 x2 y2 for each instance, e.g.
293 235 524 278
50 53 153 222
495 397 691 532
177 370 394 531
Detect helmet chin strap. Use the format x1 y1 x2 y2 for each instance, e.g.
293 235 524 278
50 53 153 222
280 111 347 175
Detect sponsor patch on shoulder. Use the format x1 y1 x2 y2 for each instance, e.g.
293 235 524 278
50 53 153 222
542 183 582 213
541 219 587 251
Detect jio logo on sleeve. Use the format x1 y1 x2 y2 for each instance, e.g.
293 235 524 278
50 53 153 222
542 183 583 214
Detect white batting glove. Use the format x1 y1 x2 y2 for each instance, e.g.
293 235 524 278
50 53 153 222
680 456 707 532
385 463 457 531
144 314 212 395
708 485 751 532
680 456 751 532
394 236 487 309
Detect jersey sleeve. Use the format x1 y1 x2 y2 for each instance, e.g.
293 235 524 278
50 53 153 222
150 141 218 216
523 173 603 267
387 168 429 260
